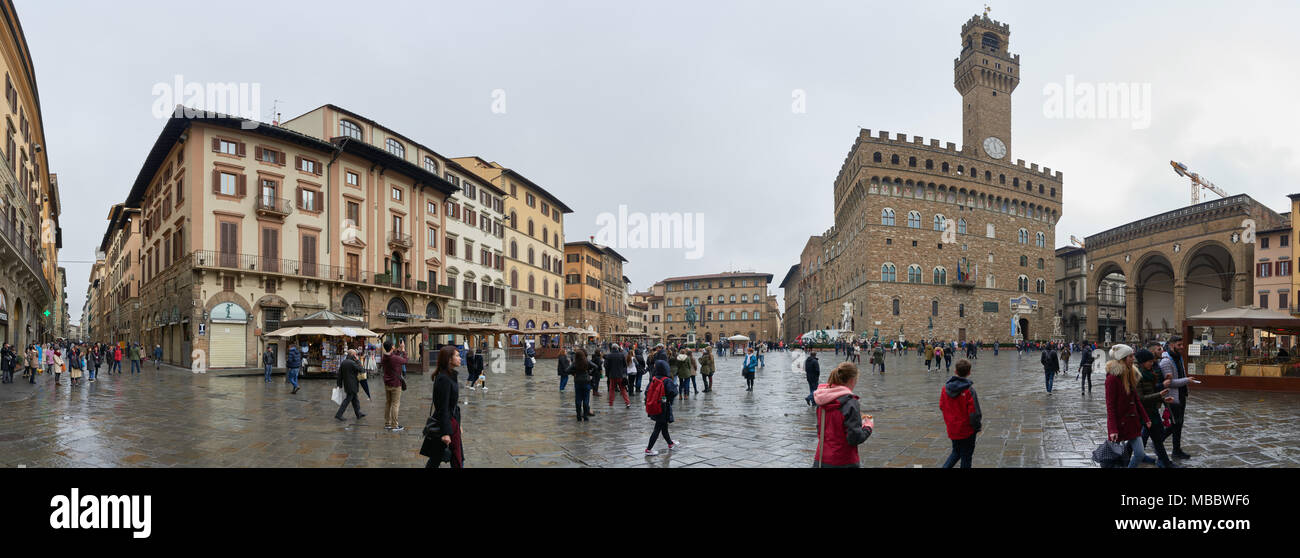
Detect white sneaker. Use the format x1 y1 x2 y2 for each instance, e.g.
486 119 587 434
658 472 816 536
468 386 476 391
644 449 659 456
668 443 681 451
482 387 488 391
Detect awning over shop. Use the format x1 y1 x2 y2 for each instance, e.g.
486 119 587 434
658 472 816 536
1184 306 1300 334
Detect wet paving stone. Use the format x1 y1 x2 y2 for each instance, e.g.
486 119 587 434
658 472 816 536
1 350 1298 467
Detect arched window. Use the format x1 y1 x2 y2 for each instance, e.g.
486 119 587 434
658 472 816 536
908 156 916 167
509 211 517 228
1036 232 1046 247
510 269 518 288
942 162 950 173
527 247 535 265
986 274 996 288
741 311 749 320
425 301 441 320
385 138 404 158
892 298 900 316
890 154 900 165
925 159 934 170
1018 275 1029 292
729 311 737 320
1037 258 1045 269
339 119 362 140
543 278 548 294
526 320 536 329
527 219 534 237
1018 229 1029 244
933 267 947 285
958 218 967 235
386 297 409 319
341 291 364 315
528 274 535 293
999 174 1005 184
510 241 518 259
986 223 995 238
881 263 896 282
1036 278 1046 293
907 211 921 228
873 152 882 163
907 265 922 283
881 208 895 226
1020 255 1028 267
542 227 549 244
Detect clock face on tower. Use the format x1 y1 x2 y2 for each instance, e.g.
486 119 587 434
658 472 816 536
982 136 1007 159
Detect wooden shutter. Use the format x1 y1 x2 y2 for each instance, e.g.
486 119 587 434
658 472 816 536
176 178 184 203
303 235 317 267
296 187 303 209
236 142 246 157
237 174 247 196
255 146 263 160
211 170 220 194
295 156 302 171
211 137 220 151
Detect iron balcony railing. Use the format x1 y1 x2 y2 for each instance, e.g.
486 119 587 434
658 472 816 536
388 231 412 248
255 196 293 216
0 217 52 298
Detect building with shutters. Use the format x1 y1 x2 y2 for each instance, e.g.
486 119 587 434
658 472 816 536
451 156 570 350
282 106 508 339
0 0 60 349
113 107 460 369
563 241 627 338
97 204 140 344
651 271 778 346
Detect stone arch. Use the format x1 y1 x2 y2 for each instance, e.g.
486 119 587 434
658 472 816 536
1181 240 1238 313
204 291 254 317
340 291 365 316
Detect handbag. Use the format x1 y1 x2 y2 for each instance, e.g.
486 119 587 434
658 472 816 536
330 387 345 405
1092 440 1130 467
1162 407 1173 428
400 376 407 391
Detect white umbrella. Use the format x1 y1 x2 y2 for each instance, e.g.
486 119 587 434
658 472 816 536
727 334 750 341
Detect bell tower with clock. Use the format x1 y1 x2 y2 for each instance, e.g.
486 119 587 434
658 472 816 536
955 13 1019 161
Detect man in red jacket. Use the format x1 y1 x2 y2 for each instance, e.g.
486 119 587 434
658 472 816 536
381 340 408 431
940 359 983 468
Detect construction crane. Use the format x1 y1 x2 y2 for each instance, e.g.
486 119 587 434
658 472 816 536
1069 235 1085 248
1171 160 1228 205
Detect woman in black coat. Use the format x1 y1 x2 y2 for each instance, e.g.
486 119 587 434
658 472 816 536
590 349 604 396
557 348 571 391
334 350 365 420
568 348 594 421
421 345 463 468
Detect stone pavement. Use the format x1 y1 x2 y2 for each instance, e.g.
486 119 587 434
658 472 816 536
0 350 1297 467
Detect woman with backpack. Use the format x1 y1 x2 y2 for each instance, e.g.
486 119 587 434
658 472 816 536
644 355 679 456
420 345 464 468
813 362 874 468
697 347 715 393
741 346 759 391
568 348 595 421
590 349 603 397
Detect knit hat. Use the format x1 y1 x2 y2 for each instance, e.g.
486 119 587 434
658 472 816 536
1134 349 1155 365
1109 344 1134 360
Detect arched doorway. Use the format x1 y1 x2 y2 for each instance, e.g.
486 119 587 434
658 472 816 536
0 289 8 345
209 302 249 368
1092 261 1128 343
704 331 712 343
1018 318 1029 340
1134 253 1176 338
1183 241 1236 312
341 291 364 316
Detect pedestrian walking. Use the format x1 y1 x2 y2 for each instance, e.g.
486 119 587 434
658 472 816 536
671 348 693 400
643 356 679 455
1041 344 1060 393
0 343 14 384
940 359 983 468
557 346 571 391
685 347 700 395
1104 344 1154 467
50 348 63 386
381 340 408 431
262 346 275 383
334 350 366 421
129 343 142 375
1079 344 1095 395
605 344 630 408
1134 348 1177 468
68 347 83 386
523 343 536 377
697 347 715 393
285 343 303 394
569 348 595 421
932 345 943 372
153 345 163 370
359 345 376 400
111 344 122 374
465 346 484 391
741 346 758 391
26 345 38 383
942 344 953 373
804 351 821 406
1158 336 1194 460
812 362 874 468
872 344 885 373
420 345 464 468
632 345 648 394
1059 345 1072 377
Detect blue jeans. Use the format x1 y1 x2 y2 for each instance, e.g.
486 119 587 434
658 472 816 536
806 379 817 403
943 435 976 468
559 374 569 390
88 368 96 381
264 364 272 382
633 373 644 392
1044 370 1054 392
1126 437 1152 468
130 360 141 374
287 367 300 389
574 383 591 417
758 354 765 367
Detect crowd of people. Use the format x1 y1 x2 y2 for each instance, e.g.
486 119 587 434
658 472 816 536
0 339 157 387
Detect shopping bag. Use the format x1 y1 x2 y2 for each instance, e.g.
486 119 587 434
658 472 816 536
330 387 345 405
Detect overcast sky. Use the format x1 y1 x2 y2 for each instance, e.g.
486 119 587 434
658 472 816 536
18 0 1300 326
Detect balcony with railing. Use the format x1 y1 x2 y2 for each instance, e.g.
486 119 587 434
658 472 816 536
388 231 412 249
255 196 293 218
0 217 52 300
189 249 456 297
464 299 502 312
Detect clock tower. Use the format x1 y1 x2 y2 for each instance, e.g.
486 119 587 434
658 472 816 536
954 14 1019 161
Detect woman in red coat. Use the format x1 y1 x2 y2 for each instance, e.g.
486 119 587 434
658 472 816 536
1104 344 1153 468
